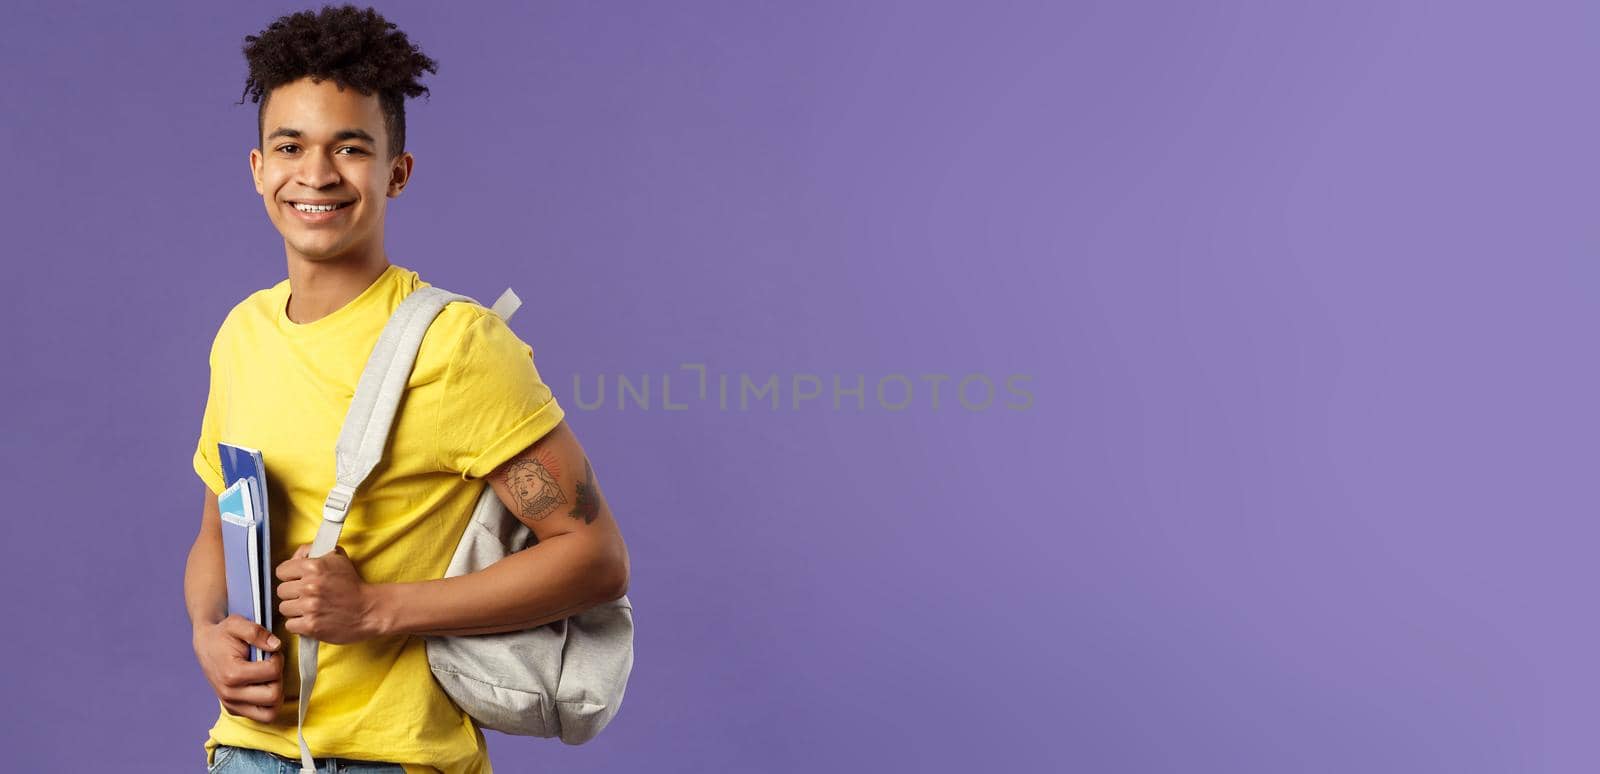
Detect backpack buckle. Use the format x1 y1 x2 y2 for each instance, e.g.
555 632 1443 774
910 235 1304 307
322 483 356 523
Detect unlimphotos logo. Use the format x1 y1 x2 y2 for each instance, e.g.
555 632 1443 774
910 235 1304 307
571 364 1034 412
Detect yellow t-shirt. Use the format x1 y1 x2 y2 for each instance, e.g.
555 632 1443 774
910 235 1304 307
192 263 565 773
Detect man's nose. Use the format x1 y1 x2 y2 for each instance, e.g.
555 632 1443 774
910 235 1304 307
297 150 342 188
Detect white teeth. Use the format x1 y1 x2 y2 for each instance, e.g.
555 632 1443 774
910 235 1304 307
293 202 343 213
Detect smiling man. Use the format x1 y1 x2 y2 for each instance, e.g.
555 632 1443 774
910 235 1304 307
182 6 629 773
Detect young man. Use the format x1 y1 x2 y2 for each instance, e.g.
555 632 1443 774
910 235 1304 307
183 7 630 772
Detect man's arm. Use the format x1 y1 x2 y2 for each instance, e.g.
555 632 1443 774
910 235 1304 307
189 484 285 721
369 420 630 637
185 487 228 632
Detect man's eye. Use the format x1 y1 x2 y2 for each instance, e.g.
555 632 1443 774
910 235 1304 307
274 145 365 156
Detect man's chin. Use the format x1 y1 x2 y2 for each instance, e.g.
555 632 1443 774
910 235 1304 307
286 239 355 263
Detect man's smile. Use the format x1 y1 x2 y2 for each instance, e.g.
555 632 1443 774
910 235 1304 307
285 199 354 223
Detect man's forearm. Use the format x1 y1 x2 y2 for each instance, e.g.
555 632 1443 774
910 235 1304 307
372 531 625 637
185 528 228 635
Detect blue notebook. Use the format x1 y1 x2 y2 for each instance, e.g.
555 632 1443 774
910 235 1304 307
218 480 263 660
219 442 274 661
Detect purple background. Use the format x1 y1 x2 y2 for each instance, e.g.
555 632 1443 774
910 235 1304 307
1 1 1594 771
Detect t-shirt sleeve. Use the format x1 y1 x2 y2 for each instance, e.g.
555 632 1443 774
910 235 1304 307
192 327 227 495
434 310 566 480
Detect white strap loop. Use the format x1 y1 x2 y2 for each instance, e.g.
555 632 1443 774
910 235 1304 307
490 287 521 321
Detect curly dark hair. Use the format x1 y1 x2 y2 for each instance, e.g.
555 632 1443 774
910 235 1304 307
238 4 438 159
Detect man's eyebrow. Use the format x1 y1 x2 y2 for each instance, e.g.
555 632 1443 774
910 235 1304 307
265 127 378 144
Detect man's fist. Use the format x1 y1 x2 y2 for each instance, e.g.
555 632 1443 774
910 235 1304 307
193 615 283 724
275 544 385 644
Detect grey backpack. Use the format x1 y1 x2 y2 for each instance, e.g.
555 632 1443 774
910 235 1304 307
291 285 634 773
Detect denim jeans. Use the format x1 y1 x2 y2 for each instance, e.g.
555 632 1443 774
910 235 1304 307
207 744 406 773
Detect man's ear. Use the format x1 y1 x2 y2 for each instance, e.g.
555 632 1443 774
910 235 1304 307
249 147 264 196
388 151 414 198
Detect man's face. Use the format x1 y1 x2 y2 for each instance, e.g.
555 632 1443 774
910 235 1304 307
249 76 413 264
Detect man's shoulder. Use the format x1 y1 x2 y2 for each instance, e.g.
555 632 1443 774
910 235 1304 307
417 298 500 360
207 282 286 349
234 284 285 319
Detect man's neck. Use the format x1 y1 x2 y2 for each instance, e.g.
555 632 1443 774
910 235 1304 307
284 252 392 325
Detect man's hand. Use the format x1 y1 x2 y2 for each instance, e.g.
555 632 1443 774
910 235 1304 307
193 615 283 723
275 544 383 644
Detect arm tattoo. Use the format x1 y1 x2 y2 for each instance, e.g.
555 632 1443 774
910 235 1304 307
570 459 601 525
498 451 566 521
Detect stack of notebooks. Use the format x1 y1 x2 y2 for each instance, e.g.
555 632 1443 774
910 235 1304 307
219 442 274 661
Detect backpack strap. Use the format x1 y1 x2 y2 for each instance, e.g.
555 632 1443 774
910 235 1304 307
489 287 521 321
294 284 485 773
